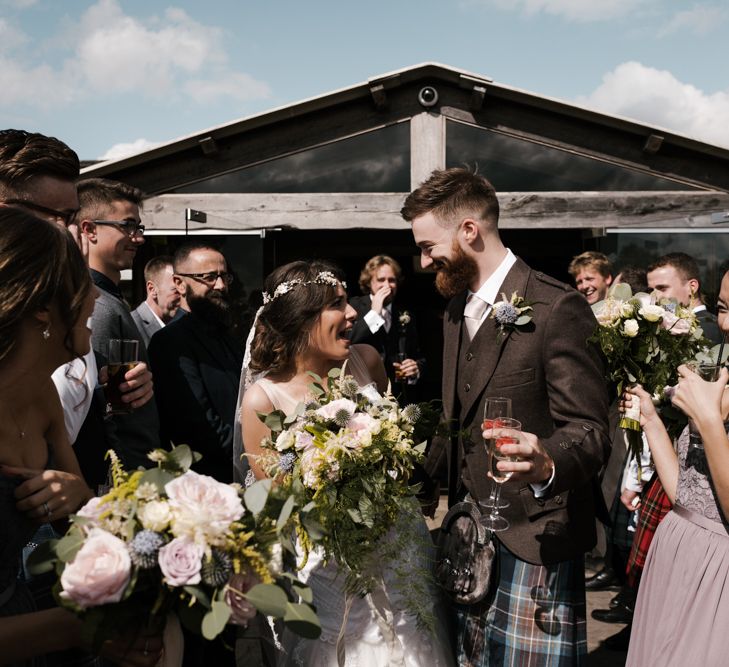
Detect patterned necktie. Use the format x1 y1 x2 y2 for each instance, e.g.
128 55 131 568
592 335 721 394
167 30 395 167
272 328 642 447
464 294 489 340
382 308 392 333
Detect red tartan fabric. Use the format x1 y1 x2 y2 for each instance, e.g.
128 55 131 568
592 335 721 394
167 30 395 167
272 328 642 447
625 476 673 589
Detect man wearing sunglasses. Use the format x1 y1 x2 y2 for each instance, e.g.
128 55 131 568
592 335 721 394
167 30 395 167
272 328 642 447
78 177 161 471
148 242 243 485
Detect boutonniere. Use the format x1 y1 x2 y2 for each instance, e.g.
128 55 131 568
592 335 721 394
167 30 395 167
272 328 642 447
491 291 534 339
398 311 411 328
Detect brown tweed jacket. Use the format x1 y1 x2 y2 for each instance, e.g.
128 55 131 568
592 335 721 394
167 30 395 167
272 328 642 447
428 257 610 565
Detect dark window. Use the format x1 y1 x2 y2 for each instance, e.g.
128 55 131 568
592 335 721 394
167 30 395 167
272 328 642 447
173 123 410 194
446 121 698 192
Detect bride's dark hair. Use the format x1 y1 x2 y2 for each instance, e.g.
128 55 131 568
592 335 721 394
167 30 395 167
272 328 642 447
249 260 346 374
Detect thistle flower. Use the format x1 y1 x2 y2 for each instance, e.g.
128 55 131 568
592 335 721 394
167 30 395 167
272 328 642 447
129 529 165 569
334 409 352 427
339 377 359 399
493 302 519 325
401 404 421 424
279 451 296 474
201 549 233 587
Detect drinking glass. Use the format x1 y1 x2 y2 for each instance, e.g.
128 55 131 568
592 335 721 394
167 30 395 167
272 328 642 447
394 352 406 382
688 363 722 451
481 397 512 509
105 339 139 415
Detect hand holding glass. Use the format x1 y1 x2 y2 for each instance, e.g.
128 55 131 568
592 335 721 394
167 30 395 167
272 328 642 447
688 363 722 450
481 397 511 509
105 339 139 415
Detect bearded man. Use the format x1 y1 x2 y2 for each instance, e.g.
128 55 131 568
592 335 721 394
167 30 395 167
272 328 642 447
403 167 610 666
147 243 242 483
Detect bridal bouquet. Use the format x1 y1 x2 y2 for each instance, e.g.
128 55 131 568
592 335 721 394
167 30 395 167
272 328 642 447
28 445 320 651
255 367 432 596
590 283 708 458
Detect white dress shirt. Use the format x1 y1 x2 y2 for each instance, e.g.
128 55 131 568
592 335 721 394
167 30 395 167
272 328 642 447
51 350 98 444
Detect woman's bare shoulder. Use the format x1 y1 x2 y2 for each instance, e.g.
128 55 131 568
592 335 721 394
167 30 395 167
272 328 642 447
241 380 274 414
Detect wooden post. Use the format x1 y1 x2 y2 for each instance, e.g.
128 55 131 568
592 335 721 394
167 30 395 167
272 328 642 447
410 112 445 189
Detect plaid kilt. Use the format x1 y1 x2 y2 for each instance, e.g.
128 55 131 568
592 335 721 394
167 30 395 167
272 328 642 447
625 476 672 589
456 541 587 667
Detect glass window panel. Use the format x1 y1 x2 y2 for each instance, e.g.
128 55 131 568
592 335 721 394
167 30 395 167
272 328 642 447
173 123 410 194
446 121 697 192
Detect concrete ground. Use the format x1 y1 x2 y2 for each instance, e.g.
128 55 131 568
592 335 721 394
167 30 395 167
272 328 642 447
427 497 629 666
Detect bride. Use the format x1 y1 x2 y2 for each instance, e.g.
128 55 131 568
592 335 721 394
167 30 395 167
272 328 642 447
239 260 453 667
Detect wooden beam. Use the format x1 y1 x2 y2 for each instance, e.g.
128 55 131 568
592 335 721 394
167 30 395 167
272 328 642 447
410 112 445 188
140 191 729 232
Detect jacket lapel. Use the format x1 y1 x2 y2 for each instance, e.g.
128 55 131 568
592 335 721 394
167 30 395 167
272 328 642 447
459 258 532 418
442 292 466 420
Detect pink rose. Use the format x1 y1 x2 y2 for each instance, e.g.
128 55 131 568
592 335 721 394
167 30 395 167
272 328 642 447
60 528 131 608
315 398 356 421
158 537 204 586
661 312 691 335
75 497 105 525
346 412 376 434
165 471 244 544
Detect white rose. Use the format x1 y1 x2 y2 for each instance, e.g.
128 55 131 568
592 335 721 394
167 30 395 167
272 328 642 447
623 319 640 338
275 430 295 452
639 305 665 322
620 302 635 318
138 500 172 531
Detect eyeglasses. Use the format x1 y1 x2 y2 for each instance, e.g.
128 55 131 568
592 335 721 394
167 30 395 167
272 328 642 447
3 198 79 227
93 220 146 237
176 271 233 286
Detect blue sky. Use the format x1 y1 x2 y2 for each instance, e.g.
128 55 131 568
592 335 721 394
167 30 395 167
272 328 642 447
1 0 727 159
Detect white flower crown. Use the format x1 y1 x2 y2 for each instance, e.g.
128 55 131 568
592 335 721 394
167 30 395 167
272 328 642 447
262 271 346 305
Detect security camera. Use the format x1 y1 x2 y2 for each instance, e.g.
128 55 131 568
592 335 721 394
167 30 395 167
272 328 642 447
418 86 439 108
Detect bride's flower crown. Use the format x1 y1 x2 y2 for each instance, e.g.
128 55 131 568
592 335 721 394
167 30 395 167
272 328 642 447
262 271 346 305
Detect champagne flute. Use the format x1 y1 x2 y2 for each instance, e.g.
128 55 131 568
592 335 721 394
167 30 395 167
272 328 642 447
480 417 521 532
481 397 511 509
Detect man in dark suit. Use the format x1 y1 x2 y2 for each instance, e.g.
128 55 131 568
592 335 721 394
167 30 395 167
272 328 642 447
349 254 425 401
132 255 180 347
402 168 610 665
148 243 242 484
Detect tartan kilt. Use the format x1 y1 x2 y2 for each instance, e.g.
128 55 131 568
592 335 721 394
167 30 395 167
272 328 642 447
625 475 672 589
456 541 587 667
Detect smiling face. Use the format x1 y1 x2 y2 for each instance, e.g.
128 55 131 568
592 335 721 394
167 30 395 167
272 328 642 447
411 211 479 298
86 199 144 282
575 268 612 305
647 265 696 306
307 284 356 361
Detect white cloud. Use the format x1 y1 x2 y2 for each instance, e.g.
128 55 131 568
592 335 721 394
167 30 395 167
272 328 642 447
657 6 727 37
577 61 729 149
0 0 270 107
486 0 654 22
99 138 162 161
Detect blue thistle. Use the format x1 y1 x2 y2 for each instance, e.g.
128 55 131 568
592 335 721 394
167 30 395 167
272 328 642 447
201 549 233 587
129 530 164 569
279 451 296 474
494 302 519 325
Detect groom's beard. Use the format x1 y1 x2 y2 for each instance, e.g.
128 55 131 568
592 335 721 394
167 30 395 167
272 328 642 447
188 290 233 328
434 242 479 299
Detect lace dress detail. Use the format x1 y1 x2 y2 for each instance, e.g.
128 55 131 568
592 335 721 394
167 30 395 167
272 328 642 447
250 346 453 667
674 426 728 525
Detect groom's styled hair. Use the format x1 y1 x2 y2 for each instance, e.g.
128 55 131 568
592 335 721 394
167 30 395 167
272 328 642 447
400 167 500 231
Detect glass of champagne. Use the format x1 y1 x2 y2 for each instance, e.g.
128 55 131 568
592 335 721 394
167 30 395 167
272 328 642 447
481 397 511 509
105 339 139 415
481 414 521 532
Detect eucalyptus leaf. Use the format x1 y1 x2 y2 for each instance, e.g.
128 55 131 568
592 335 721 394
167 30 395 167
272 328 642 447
284 602 322 639
264 412 284 432
301 514 325 540
183 585 211 608
515 315 531 326
289 579 314 604
276 495 295 530
346 508 362 524
201 600 231 640
140 467 175 494
167 444 193 471
244 583 288 617
244 479 272 516
56 531 85 563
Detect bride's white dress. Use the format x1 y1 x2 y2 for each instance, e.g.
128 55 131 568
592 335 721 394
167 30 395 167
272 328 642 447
253 347 454 667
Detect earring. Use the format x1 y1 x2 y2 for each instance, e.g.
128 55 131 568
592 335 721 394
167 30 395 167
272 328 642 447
42 325 51 340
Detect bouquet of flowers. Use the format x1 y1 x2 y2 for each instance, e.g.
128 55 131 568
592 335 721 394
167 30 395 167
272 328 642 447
590 283 709 458
255 367 433 597
28 445 320 652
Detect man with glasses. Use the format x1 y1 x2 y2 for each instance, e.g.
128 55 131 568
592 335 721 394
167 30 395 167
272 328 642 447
78 177 162 471
148 243 243 484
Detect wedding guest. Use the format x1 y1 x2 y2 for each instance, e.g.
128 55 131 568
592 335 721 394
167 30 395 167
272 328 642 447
78 178 161 471
624 269 729 664
349 254 425 401
148 243 242 484
647 252 722 344
0 208 162 667
132 256 180 347
403 168 610 664
568 251 613 305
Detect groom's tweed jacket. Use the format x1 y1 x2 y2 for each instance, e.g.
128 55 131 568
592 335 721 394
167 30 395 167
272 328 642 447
430 257 610 565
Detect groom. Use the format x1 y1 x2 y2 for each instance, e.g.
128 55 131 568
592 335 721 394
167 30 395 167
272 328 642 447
402 168 610 665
